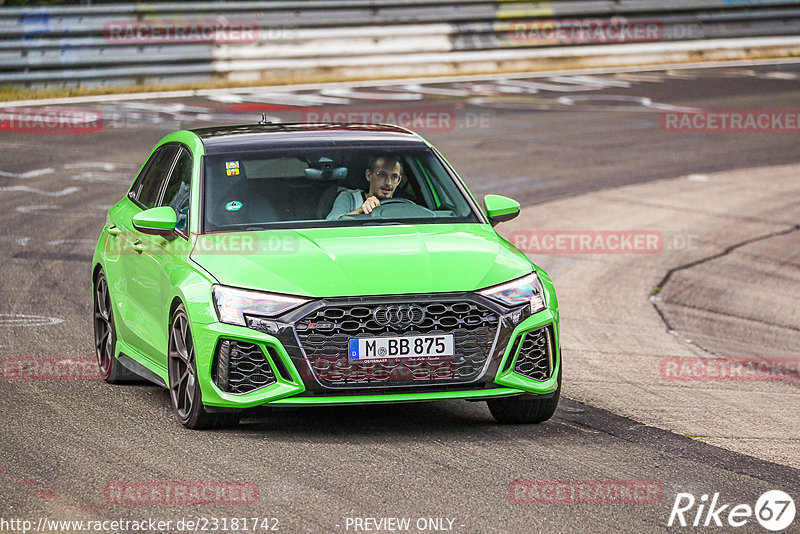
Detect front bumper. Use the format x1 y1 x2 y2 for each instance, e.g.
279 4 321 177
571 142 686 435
191 293 560 409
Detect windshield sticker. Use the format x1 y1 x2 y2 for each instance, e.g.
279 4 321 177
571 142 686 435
225 161 240 176
225 200 243 212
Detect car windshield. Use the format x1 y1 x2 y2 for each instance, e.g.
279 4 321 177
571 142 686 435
202 146 480 231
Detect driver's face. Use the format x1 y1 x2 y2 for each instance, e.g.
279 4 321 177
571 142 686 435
366 159 402 200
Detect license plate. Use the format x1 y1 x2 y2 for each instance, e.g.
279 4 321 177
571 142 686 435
348 334 455 360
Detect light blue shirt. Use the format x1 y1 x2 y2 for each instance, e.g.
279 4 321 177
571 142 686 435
326 189 365 220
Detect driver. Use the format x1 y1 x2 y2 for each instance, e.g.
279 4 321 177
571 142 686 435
326 155 403 220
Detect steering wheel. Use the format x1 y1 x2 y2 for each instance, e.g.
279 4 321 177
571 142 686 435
370 198 435 218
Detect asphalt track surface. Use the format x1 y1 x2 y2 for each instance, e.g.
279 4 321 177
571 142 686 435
0 62 799 533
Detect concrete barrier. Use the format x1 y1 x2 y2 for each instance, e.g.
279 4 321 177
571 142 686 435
2 1 800 89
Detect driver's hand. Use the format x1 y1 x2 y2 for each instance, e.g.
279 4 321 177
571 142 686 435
357 196 381 214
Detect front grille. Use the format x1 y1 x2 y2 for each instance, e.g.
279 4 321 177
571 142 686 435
295 299 500 388
513 326 553 381
214 340 276 394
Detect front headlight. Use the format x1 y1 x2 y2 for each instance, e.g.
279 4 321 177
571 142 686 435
212 285 309 326
479 272 546 314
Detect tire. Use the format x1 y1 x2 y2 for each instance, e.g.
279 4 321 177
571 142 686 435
487 364 561 424
93 270 137 383
168 305 240 430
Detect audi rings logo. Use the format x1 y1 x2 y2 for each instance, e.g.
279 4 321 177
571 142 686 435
373 305 425 327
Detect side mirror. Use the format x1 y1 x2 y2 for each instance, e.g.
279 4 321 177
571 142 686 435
132 206 177 236
484 194 520 226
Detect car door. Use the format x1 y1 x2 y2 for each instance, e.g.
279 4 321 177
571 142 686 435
104 144 176 353
112 144 180 363
125 145 193 368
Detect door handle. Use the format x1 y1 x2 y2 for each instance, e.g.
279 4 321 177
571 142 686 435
107 225 121 237
131 240 146 254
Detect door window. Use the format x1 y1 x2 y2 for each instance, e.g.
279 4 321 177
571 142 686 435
160 148 193 234
130 145 180 208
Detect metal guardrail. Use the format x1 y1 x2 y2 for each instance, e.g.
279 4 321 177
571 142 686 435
2 0 800 88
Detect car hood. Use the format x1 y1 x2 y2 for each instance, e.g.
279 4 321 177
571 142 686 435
190 223 532 298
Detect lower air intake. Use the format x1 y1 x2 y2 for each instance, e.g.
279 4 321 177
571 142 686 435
513 326 554 381
214 339 276 394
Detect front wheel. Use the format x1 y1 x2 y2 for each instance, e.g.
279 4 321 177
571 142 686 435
168 305 239 430
487 364 561 424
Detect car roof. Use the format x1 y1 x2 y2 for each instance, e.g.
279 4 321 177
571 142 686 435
189 123 429 154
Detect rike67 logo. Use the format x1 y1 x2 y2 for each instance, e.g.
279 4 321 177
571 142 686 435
668 490 795 531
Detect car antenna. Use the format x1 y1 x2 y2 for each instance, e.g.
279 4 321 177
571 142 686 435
258 113 271 125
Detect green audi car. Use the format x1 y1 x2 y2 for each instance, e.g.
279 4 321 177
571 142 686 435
92 122 561 429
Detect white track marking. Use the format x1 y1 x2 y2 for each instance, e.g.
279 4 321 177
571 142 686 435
762 71 799 80
498 79 604 93
663 69 705 80
0 235 31 246
548 75 632 88
463 82 528 94
206 94 243 103
319 88 423 101
114 102 214 121
3 57 799 108
0 186 81 197
0 314 64 327
0 168 54 179
70 171 130 184
231 92 351 106
16 205 61 213
397 84 470 96
119 102 207 113
47 238 96 249
464 96 561 111
557 94 701 112
63 162 134 171
613 72 668 83
688 174 710 182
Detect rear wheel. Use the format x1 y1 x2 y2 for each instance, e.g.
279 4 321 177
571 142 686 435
93 270 136 383
487 364 561 424
168 305 240 430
